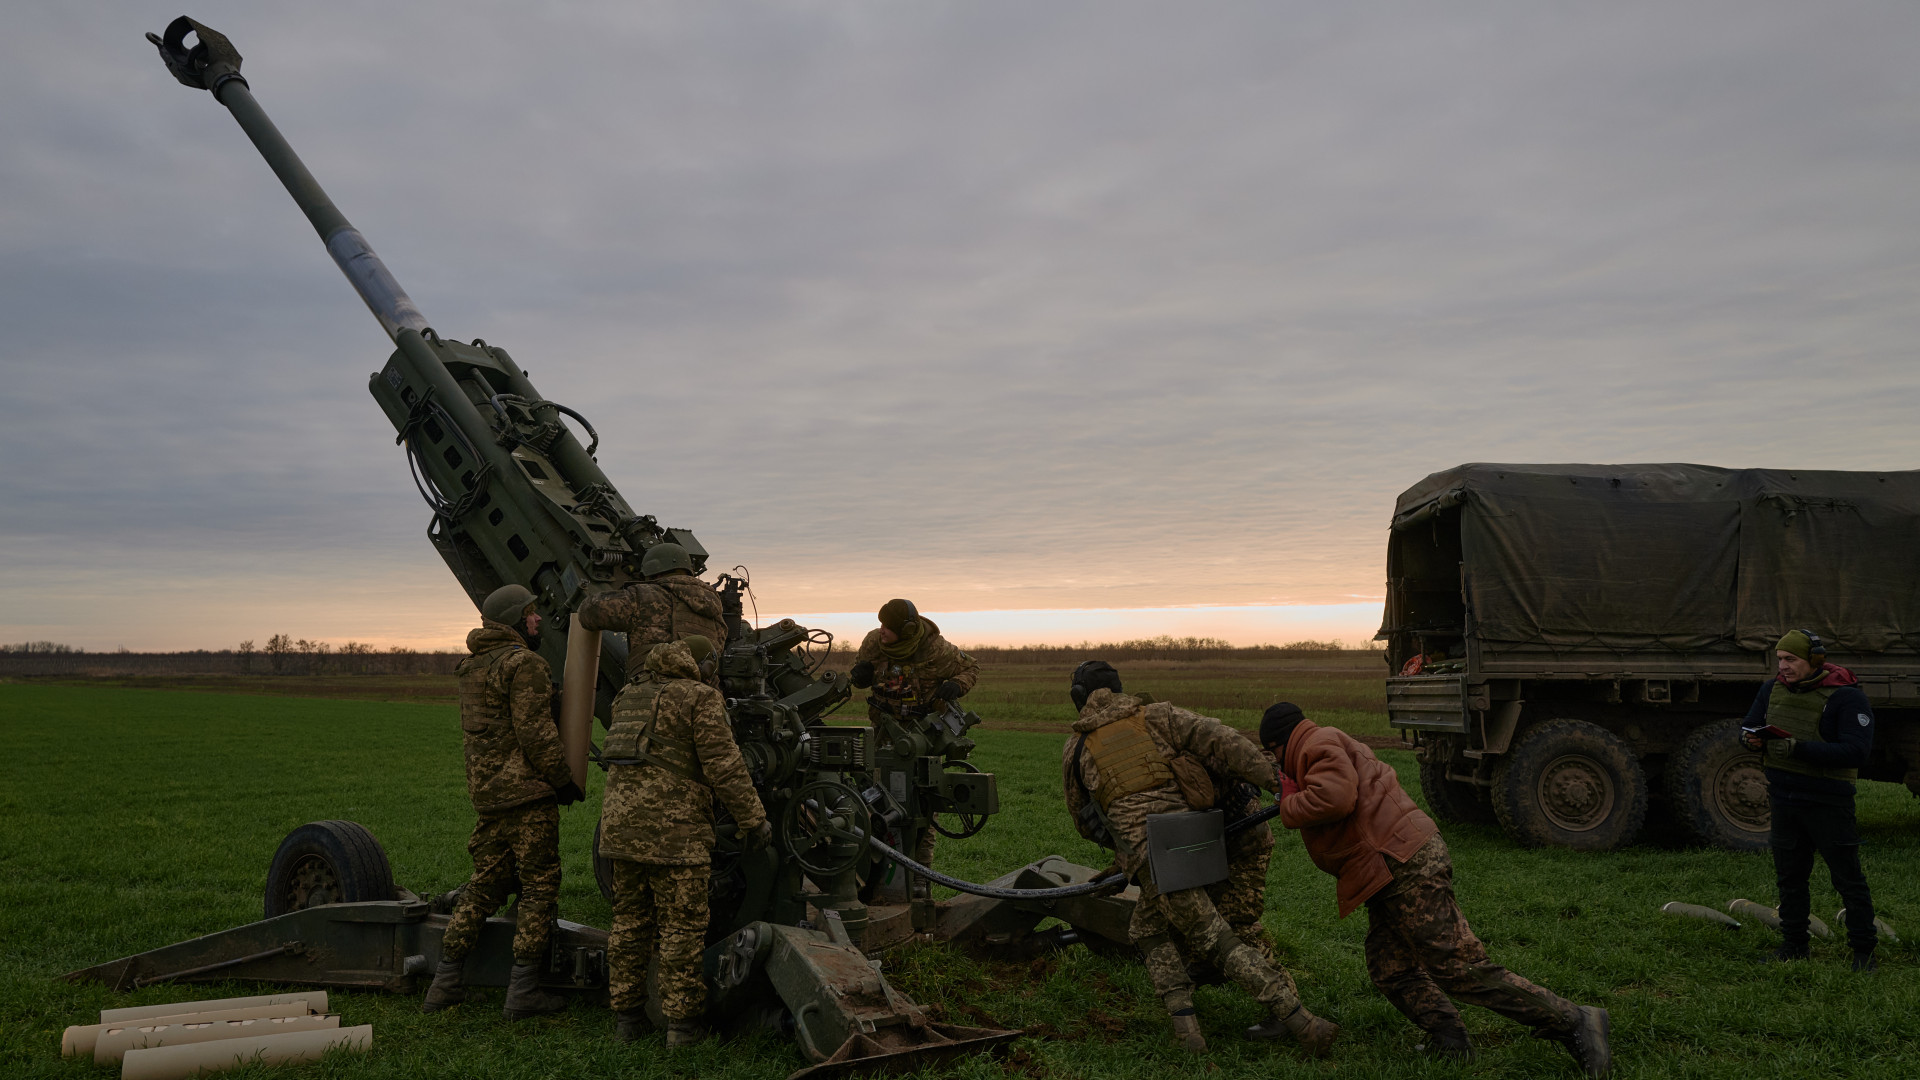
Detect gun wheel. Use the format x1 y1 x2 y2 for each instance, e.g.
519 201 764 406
263 820 395 917
781 780 871 878
932 761 990 839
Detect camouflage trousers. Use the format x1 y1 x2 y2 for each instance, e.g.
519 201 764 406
1365 834 1579 1038
442 798 561 964
1132 859 1299 1019
608 860 711 1019
1206 844 1274 963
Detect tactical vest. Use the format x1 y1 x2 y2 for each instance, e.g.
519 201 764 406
1083 712 1176 810
1765 682 1857 782
456 645 523 739
603 679 703 783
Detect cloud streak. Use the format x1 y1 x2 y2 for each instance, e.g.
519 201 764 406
5 2 1919 650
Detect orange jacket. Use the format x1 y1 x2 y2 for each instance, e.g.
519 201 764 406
1278 720 1438 917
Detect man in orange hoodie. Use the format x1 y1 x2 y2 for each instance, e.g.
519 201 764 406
1261 702 1611 1077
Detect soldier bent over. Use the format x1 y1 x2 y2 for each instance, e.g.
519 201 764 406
1261 702 1610 1076
576 542 729 683
1062 662 1336 1056
850 599 979 893
423 584 585 1021
600 636 772 1046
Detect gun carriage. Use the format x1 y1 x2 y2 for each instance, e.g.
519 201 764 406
71 18 1158 1077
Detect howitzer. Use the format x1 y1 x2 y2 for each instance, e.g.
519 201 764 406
77 18 1149 1077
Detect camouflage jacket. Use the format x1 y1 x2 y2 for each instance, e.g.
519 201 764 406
576 573 728 683
599 639 767 865
1061 689 1276 874
855 618 979 718
455 622 571 815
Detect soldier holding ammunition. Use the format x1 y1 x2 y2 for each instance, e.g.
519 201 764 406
1260 702 1610 1076
599 635 772 1046
576 542 729 683
423 585 584 1021
850 599 979 890
1740 629 1879 970
1062 662 1337 1057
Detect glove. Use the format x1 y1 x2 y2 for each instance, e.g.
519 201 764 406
1764 737 1798 763
1278 771 1299 801
935 679 965 701
848 661 875 689
555 780 586 807
742 820 775 851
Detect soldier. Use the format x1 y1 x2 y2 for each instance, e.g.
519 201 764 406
422 584 585 1021
1061 662 1336 1057
849 598 979 892
1739 630 1879 970
576 542 729 683
1260 702 1610 1075
599 635 772 1046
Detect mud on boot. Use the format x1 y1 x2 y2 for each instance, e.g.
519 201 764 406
1168 1009 1206 1053
502 962 569 1021
613 1007 654 1043
419 957 466 1014
1246 1005 1338 1057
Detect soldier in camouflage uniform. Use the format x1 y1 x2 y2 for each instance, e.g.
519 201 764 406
599 636 772 1046
1206 772 1277 964
849 599 978 893
1061 662 1337 1057
576 542 729 684
422 585 584 1022
1262 702 1610 1076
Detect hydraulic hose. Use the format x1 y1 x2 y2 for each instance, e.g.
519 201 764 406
862 800 1281 901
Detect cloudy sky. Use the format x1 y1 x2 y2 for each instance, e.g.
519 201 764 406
4 2 1918 651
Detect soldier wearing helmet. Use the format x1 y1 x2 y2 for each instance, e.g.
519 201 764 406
849 599 979 892
422 584 583 1022
576 542 729 684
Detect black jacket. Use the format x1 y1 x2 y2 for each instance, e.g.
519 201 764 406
1744 678 1875 807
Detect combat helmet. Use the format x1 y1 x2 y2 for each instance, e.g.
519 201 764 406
641 542 693 579
482 584 537 626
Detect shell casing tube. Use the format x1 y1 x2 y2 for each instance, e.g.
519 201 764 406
561 623 601 788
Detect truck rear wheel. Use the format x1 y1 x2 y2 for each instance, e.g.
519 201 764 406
1417 741 1496 825
264 820 396 917
1490 720 1648 850
1665 719 1770 852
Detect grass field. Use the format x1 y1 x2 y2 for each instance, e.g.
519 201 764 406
4 677 1920 1079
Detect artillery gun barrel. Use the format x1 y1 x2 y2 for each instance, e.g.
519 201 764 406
147 17 425 342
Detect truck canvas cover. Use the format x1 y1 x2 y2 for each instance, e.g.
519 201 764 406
1385 463 1920 655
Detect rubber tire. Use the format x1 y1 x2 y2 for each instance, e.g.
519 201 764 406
1417 742 1498 825
1490 720 1648 850
1664 718 1771 852
264 820 396 917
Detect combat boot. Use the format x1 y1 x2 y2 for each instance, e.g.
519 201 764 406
1767 941 1811 963
1168 1009 1206 1053
501 963 569 1021
1541 1005 1611 1078
1415 1023 1474 1061
665 1019 707 1047
1246 1005 1339 1057
1852 949 1879 973
612 1007 654 1042
419 957 466 1013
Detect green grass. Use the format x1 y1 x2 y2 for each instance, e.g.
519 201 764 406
3 682 1920 1078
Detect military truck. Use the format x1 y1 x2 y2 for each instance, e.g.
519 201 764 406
1381 463 1920 852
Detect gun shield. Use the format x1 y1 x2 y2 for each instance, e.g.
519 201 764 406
1145 811 1228 894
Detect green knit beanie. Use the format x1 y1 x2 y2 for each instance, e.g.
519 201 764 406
1776 629 1826 664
